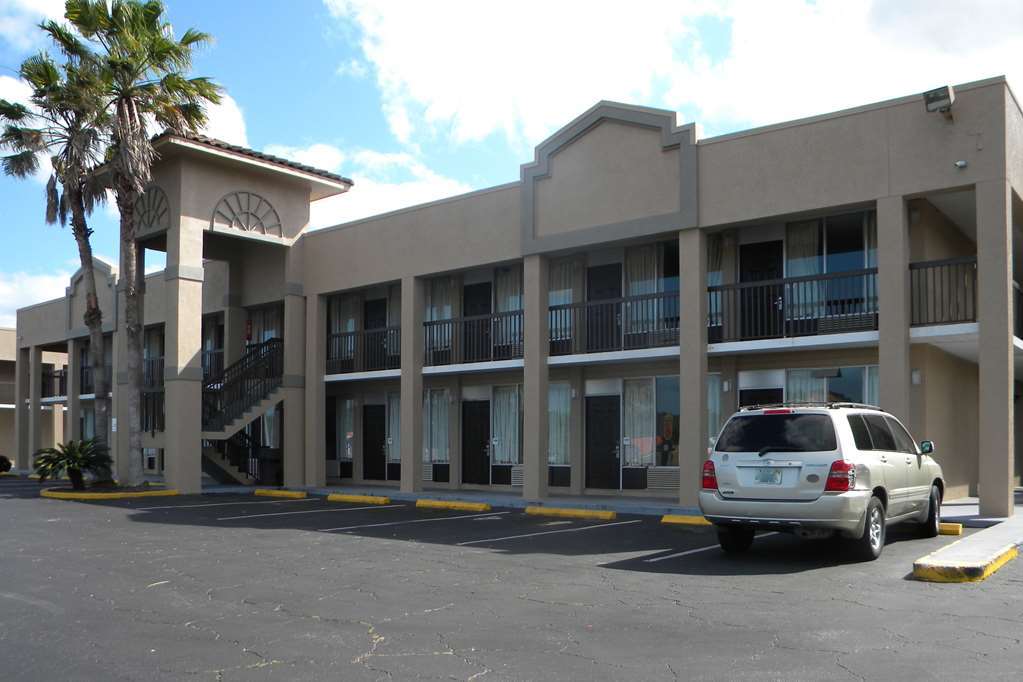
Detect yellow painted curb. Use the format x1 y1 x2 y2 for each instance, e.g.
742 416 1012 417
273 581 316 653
0 472 20 478
327 493 391 505
913 544 1019 583
40 488 180 500
254 489 307 499
939 522 963 536
661 514 713 526
525 506 616 521
416 499 491 512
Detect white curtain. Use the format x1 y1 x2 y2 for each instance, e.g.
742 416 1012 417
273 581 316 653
494 266 522 348
866 365 880 406
82 406 96 440
422 389 449 463
548 383 571 465
865 211 878 315
338 398 354 461
785 369 827 403
549 258 579 341
249 304 283 344
707 234 724 328
623 378 655 466
492 385 521 464
625 245 660 333
426 277 454 350
329 294 359 359
261 405 281 449
786 220 823 320
386 393 401 462
707 374 723 448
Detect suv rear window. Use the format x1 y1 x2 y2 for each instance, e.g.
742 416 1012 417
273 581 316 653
715 414 838 453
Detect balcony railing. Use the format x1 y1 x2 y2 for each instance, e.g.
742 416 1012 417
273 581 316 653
708 268 878 343
80 364 113 396
424 310 523 366
202 349 224 382
327 326 401 374
42 369 67 398
910 256 977 326
549 292 680 355
141 357 165 433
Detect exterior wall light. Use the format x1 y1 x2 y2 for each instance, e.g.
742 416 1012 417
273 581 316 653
923 85 955 121
954 160 968 169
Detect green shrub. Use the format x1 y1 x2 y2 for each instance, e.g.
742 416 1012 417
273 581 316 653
33 439 113 491
0 455 11 473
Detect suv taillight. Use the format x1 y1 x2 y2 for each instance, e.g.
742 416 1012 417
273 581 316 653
824 460 856 492
702 460 718 490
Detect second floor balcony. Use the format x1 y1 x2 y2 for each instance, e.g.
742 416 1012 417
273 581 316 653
42 368 67 399
327 326 401 374
424 310 523 366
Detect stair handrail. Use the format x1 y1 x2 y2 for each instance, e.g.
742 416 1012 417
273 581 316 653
202 338 284 431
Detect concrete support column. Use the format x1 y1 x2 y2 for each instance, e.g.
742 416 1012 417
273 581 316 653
679 228 707 507
976 179 1015 517
113 286 130 480
399 276 425 492
567 366 584 495
67 339 81 441
282 281 307 488
304 293 327 486
163 220 204 495
27 347 42 464
15 347 29 471
522 254 549 501
877 195 912 422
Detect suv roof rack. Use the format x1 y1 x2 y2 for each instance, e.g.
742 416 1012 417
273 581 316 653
739 401 883 412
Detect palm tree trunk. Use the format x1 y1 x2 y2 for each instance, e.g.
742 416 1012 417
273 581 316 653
116 177 145 488
67 187 110 478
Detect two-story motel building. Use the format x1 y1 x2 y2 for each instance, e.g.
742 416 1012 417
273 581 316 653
12 77 1023 516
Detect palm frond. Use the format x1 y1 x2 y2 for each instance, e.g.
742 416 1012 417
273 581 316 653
45 174 58 224
2 150 40 178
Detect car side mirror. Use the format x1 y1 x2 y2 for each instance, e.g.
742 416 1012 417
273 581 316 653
920 440 934 455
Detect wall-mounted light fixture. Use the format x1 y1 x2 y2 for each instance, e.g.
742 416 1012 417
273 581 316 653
923 85 955 121
911 369 922 386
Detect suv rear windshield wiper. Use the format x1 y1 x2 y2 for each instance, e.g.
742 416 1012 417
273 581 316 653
758 446 802 458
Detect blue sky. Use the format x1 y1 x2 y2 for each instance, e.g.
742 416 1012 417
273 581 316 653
1 0 1022 324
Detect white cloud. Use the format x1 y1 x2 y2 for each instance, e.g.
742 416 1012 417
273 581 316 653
0 270 71 327
0 0 64 53
200 94 248 147
266 141 472 227
336 58 369 79
325 0 1023 145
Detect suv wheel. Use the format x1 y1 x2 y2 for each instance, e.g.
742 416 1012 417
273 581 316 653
717 525 755 554
853 496 885 561
919 485 941 538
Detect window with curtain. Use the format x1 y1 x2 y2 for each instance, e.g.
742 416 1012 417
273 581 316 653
82 406 96 440
386 393 401 462
707 373 723 448
422 389 449 463
260 405 281 449
337 398 354 461
549 258 580 342
248 304 284 345
426 277 454 350
625 245 661 333
328 294 359 360
865 211 878 315
494 266 523 348
387 284 402 356
865 365 879 406
491 385 521 464
707 234 724 328
548 383 571 465
623 378 656 467
786 366 867 404
655 376 679 466
785 219 823 320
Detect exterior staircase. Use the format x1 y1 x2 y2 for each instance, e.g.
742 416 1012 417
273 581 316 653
199 338 284 485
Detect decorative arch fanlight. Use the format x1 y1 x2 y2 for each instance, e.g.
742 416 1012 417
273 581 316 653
133 185 170 235
211 191 283 237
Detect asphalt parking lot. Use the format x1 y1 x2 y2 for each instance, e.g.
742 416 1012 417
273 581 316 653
2 478 1023 681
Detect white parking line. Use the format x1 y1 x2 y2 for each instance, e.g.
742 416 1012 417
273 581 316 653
217 503 403 521
643 532 779 563
135 498 316 511
320 511 508 532
457 519 642 546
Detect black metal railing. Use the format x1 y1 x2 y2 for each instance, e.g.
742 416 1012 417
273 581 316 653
549 292 680 355
141 357 165 433
424 310 524 366
202 349 224 381
80 364 113 395
708 268 878 343
41 369 67 398
327 326 401 374
910 256 977 326
201 338 283 432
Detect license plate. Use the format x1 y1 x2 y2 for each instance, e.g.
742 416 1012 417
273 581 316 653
755 468 783 485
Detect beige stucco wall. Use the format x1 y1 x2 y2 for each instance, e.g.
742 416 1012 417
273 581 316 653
909 199 976 262
534 120 680 237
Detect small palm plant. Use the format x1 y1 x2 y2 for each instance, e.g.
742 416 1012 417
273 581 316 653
33 439 113 491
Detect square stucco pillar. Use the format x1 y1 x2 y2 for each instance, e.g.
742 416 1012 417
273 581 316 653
27 347 42 465
163 221 204 495
15 347 29 472
304 293 327 487
679 229 708 507
877 195 912 422
976 179 1015 518
66 339 81 441
399 276 424 492
522 254 549 501
282 283 307 488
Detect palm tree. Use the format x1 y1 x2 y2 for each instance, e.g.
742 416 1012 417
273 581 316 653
34 438 113 490
0 51 113 462
62 0 222 486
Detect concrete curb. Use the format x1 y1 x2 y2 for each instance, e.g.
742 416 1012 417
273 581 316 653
254 489 307 499
914 543 1019 583
661 514 712 527
40 488 180 501
526 506 616 521
939 522 963 536
416 499 491 512
327 493 392 505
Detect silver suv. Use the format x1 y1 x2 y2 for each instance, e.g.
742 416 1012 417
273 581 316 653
698 403 944 560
